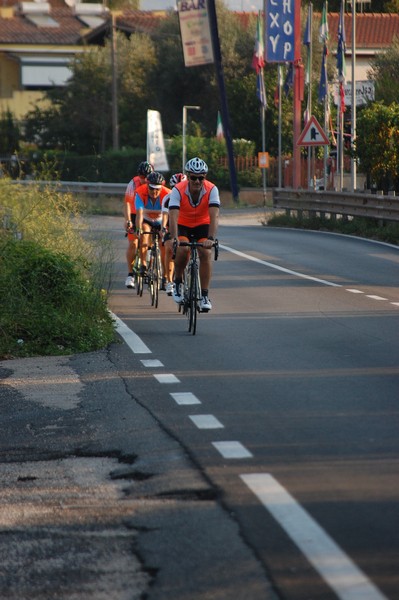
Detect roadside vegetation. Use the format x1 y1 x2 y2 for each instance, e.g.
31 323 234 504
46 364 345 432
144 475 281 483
0 178 116 360
266 212 399 245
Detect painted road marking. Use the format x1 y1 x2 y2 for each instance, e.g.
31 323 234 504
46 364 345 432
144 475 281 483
141 359 164 367
170 392 201 405
111 313 151 354
153 373 180 384
346 289 364 294
220 245 342 287
189 414 224 429
212 441 253 459
366 295 387 301
240 473 388 600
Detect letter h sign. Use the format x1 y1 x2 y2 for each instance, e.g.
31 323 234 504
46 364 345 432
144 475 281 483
266 0 295 63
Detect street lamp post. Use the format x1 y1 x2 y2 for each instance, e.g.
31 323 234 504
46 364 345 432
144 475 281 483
182 105 200 172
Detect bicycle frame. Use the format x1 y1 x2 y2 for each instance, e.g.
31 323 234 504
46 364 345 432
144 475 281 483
174 238 218 335
134 228 162 307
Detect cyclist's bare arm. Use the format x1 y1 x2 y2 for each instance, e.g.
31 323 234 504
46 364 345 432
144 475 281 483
168 207 179 241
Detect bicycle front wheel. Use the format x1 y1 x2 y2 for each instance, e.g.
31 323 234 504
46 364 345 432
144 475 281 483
188 263 198 335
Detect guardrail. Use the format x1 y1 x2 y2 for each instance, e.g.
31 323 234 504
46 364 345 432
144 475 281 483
10 180 126 196
273 188 399 223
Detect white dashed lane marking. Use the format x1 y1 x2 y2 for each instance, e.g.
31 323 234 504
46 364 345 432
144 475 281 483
153 374 180 384
141 359 164 367
366 295 388 301
170 392 201 405
212 441 253 459
240 473 388 600
189 414 224 429
346 289 364 294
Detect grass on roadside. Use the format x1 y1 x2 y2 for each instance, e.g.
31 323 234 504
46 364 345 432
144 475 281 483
0 179 116 360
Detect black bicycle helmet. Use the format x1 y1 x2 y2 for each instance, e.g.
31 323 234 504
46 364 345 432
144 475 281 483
169 173 188 187
147 171 164 187
185 157 208 174
137 161 154 176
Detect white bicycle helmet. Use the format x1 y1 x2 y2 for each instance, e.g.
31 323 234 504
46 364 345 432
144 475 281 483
185 157 208 174
169 173 188 187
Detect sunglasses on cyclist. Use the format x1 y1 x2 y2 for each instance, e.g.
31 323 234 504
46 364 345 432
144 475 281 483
189 175 205 182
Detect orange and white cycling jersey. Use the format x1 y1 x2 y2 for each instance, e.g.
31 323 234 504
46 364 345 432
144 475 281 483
168 180 220 228
135 184 171 223
125 175 146 215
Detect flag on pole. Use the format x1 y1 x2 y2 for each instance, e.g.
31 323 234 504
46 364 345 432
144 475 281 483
283 63 293 97
274 85 279 108
318 43 328 102
216 111 224 141
319 1 329 43
256 70 267 108
336 0 346 113
252 11 265 74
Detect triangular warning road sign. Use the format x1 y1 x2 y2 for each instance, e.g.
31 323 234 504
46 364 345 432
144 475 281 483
297 115 329 146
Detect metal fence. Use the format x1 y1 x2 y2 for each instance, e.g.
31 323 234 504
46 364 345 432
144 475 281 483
273 188 399 223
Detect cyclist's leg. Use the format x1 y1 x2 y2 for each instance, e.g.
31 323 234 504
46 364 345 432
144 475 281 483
172 227 190 302
125 215 138 287
163 233 174 294
140 221 152 272
196 225 213 311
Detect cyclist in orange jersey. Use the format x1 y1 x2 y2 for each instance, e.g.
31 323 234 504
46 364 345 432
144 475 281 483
135 171 171 284
162 172 188 295
168 157 220 312
124 161 153 289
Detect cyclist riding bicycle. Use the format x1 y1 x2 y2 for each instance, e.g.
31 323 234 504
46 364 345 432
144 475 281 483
168 157 220 312
124 160 153 289
135 171 171 284
162 172 188 295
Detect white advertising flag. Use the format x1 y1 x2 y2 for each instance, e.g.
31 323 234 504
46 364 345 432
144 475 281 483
177 0 214 67
146 109 169 172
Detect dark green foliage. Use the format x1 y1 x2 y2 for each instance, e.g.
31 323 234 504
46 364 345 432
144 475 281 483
0 240 115 359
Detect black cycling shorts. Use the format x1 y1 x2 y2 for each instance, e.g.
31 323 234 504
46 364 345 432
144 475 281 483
177 224 209 241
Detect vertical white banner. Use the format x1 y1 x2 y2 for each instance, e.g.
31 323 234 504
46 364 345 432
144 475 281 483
146 109 169 172
177 0 214 67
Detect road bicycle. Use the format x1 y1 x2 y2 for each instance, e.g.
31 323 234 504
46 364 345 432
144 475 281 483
174 237 218 335
133 227 163 308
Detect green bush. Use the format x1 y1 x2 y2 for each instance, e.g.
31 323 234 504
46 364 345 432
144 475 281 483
0 240 115 358
0 178 116 359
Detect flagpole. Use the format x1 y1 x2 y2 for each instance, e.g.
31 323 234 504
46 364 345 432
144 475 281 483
278 64 282 188
261 92 267 204
351 0 357 191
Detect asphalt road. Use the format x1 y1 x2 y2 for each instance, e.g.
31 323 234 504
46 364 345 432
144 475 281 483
1 209 398 600
106 212 399 600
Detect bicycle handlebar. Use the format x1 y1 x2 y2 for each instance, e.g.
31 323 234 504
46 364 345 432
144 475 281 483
172 238 219 261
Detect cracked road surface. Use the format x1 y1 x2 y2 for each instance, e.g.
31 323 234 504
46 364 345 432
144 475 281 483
0 350 276 600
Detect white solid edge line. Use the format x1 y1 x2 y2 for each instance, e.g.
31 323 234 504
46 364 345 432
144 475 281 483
240 473 388 600
220 244 342 287
110 312 152 354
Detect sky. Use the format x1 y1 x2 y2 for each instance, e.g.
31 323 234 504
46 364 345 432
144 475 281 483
140 0 263 11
